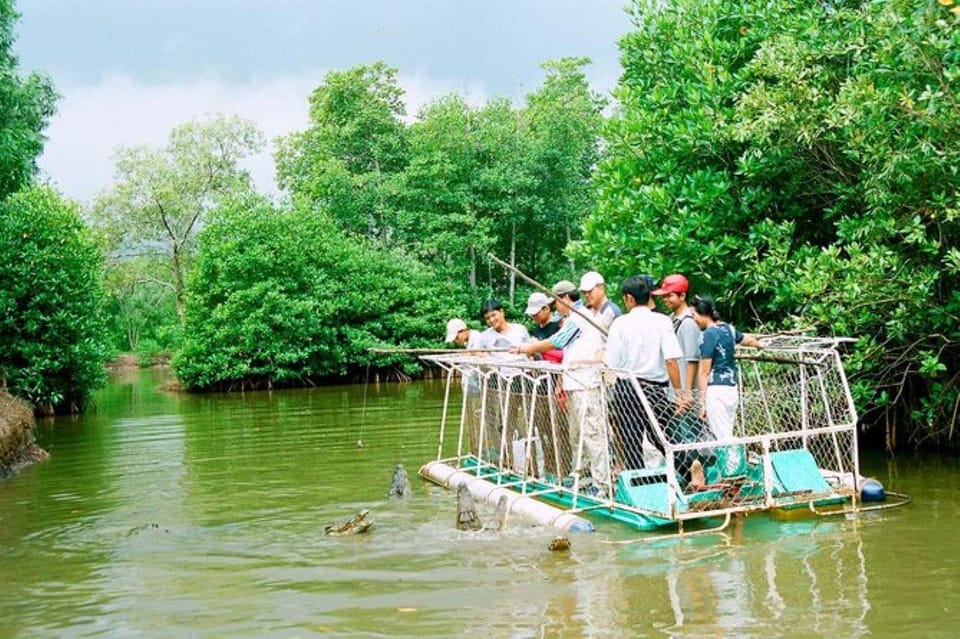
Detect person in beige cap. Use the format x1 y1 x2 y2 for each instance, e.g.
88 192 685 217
550 280 580 326
524 291 561 340
444 318 481 349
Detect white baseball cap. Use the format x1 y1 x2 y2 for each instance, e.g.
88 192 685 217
579 271 605 291
444 318 468 343
524 292 552 316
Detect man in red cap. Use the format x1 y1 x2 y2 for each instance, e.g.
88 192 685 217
653 273 705 483
653 274 699 394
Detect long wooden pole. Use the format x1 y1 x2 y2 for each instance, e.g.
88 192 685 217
486 252 609 337
368 347 510 354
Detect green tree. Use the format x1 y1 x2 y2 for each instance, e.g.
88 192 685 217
396 94 492 288
0 187 108 414
0 0 57 200
101 256 179 356
275 62 408 244
92 114 265 323
469 97 541 302
577 0 960 448
523 57 606 284
176 195 466 390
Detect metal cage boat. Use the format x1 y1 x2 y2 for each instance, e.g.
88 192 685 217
418 336 907 538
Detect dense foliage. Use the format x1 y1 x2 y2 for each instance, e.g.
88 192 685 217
276 59 605 301
1 3 107 415
178 59 604 392
0 0 56 200
101 256 180 362
175 195 467 390
576 0 960 447
0 187 108 413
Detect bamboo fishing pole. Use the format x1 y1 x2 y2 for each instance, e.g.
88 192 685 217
486 252 609 337
368 347 511 354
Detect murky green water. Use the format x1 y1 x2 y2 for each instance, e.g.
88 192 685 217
1 369 958 637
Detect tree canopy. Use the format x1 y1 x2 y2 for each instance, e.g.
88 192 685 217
276 58 605 301
92 114 265 323
576 0 960 447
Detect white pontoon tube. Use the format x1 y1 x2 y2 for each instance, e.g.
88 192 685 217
419 460 595 533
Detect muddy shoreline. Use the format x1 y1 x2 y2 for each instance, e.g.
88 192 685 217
0 390 48 479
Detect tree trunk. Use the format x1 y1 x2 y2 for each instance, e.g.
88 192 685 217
172 247 185 325
469 246 477 288
509 221 516 304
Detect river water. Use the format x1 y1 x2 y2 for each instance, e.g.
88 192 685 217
0 368 958 637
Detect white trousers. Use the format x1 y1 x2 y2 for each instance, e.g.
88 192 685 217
705 384 739 440
567 387 611 488
706 384 741 473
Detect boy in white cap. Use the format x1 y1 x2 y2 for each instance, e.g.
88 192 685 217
444 318 482 350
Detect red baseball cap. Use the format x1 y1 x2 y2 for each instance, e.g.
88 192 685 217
652 274 689 296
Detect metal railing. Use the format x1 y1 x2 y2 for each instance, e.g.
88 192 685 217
422 336 861 527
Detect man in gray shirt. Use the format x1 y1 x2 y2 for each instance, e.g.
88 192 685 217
652 274 700 392
653 273 705 482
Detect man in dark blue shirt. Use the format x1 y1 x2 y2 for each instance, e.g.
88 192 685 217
524 292 562 340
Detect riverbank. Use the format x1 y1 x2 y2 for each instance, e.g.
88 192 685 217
0 390 48 478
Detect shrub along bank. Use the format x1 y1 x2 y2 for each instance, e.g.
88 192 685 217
174 196 468 391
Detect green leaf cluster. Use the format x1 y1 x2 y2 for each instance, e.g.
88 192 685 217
175 195 466 390
0 187 108 413
579 0 960 447
275 60 606 298
0 0 57 200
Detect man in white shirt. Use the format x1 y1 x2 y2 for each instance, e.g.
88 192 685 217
604 274 686 470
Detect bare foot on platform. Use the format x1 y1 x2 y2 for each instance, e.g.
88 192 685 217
690 460 705 490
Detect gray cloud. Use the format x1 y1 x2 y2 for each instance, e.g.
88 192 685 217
37 72 495 202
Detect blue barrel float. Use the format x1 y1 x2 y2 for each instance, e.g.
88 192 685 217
861 478 886 502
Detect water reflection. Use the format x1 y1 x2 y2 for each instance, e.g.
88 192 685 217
609 517 872 636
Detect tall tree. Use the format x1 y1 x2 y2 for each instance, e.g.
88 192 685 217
396 94 492 288
470 98 540 302
92 114 265 323
275 62 408 244
0 0 57 199
524 57 606 282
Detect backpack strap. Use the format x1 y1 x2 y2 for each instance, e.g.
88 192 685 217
672 313 694 333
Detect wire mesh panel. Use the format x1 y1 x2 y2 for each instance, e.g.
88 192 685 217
422 337 860 529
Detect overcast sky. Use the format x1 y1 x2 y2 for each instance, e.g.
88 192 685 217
14 0 632 203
